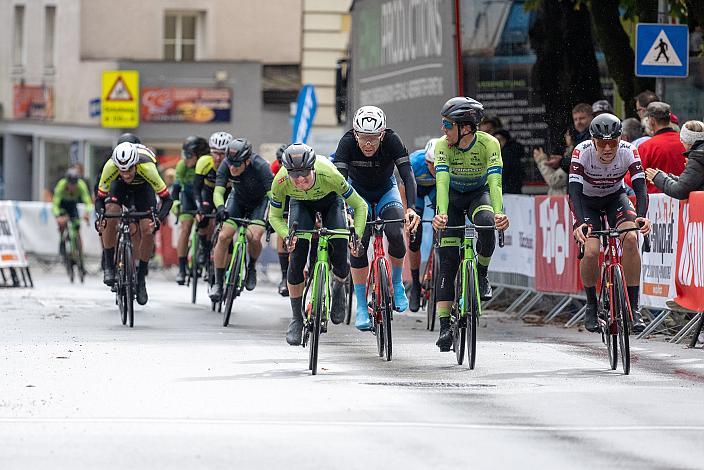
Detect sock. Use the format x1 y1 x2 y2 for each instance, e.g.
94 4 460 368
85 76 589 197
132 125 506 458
248 257 257 269
437 306 451 319
585 286 597 305
138 260 149 276
290 297 303 320
104 248 115 268
215 268 226 285
178 256 187 272
477 262 489 278
411 268 420 286
627 286 640 312
278 252 289 278
392 265 403 286
354 284 366 310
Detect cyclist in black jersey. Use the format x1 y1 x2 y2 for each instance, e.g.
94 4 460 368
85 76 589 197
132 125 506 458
209 138 274 302
334 105 420 330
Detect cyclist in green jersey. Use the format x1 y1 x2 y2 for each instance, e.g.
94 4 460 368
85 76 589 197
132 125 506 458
53 168 93 254
269 143 368 346
172 136 210 285
432 97 510 352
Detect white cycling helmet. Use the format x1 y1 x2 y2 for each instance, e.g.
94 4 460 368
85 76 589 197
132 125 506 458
111 142 139 171
353 105 386 134
209 131 233 152
424 138 439 163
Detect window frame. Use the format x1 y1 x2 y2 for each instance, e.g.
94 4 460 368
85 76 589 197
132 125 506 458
163 11 200 62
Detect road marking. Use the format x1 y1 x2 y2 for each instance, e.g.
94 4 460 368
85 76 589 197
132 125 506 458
0 417 703 432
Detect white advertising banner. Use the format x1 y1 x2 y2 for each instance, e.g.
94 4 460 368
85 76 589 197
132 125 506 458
640 193 679 309
11 201 102 257
0 201 29 268
490 195 535 278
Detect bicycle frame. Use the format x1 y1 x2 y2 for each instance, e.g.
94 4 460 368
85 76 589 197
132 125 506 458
366 219 395 322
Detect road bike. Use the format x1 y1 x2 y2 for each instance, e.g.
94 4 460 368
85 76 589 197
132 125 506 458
59 217 85 284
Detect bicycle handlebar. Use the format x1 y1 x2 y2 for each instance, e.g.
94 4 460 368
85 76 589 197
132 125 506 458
577 223 650 260
98 207 159 234
230 217 268 228
435 224 505 248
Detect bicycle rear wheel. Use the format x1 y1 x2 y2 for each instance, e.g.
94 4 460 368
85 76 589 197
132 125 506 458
466 263 479 370
223 244 244 327
124 243 135 328
190 235 200 304
613 266 630 375
378 259 393 362
309 263 326 375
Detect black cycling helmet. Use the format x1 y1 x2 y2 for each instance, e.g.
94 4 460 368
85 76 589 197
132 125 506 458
276 143 288 163
182 135 210 158
117 132 141 145
65 168 81 184
441 97 484 128
282 143 316 172
225 138 253 164
589 113 622 139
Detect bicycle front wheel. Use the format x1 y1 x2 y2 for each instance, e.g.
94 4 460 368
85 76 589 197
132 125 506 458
124 243 135 328
454 268 465 365
310 263 326 375
117 245 127 326
613 266 630 375
466 263 479 370
427 250 438 331
378 259 393 362
190 235 200 304
223 244 244 327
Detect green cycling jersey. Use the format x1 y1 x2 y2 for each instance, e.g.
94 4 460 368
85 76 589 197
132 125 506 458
175 159 196 188
268 157 368 239
434 132 504 215
52 178 93 216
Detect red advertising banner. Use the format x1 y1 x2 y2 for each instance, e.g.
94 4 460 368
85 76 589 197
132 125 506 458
673 192 704 312
535 195 582 293
13 85 54 120
141 87 231 123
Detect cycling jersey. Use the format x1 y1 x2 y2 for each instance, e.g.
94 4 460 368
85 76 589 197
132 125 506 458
434 132 503 215
214 154 273 208
410 149 436 211
333 128 416 208
97 145 168 199
193 155 218 211
269 157 368 239
568 140 648 225
52 178 93 216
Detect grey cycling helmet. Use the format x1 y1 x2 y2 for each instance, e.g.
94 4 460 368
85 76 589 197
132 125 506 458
441 97 484 127
282 143 316 171
590 113 622 139
225 138 253 164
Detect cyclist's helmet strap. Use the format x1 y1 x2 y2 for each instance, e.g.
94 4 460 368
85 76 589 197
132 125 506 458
282 143 316 171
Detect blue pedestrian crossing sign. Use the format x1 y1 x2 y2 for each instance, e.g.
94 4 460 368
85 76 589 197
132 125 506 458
636 23 689 78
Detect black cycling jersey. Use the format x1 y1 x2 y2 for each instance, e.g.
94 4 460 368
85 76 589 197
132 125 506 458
215 154 273 206
333 128 416 208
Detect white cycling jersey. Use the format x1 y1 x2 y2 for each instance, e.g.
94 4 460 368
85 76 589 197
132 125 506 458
568 140 645 197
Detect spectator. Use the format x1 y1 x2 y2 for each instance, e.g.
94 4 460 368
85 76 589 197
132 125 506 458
632 115 653 147
637 101 686 193
592 99 613 116
634 90 659 119
559 103 593 173
493 128 525 194
533 146 567 195
479 115 502 134
646 120 704 198
622 118 644 142
690 25 703 56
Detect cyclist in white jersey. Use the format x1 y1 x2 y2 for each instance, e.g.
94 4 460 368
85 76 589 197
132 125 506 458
568 113 651 333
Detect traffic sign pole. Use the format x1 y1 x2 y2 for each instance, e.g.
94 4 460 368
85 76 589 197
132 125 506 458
656 0 667 99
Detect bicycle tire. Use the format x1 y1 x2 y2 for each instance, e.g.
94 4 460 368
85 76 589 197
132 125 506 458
223 244 244 327
77 240 85 284
454 268 465 365
427 250 439 331
613 266 631 375
466 263 479 370
310 263 326 375
63 235 74 283
190 235 200 304
345 272 353 325
125 243 135 328
372 269 384 358
378 259 393 361
600 276 617 370
116 242 127 326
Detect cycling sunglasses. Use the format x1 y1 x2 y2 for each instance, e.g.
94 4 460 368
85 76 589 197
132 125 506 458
229 159 247 167
442 119 455 129
594 138 619 148
288 168 312 179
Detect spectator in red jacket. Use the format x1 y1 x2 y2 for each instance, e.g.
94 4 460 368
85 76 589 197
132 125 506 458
636 101 686 194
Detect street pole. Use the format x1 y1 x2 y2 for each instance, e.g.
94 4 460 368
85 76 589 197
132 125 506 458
656 0 668 99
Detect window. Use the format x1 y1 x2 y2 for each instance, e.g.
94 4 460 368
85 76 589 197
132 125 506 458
44 6 56 69
44 141 71 194
164 13 198 61
87 144 112 183
13 5 25 67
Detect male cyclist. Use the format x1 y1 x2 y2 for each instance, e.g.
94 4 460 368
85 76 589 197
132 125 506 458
408 138 439 312
192 132 233 267
271 143 291 296
568 113 651 334
95 142 173 305
172 136 210 285
209 138 273 302
269 143 368 346
432 97 510 352
333 105 420 331
53 168 93 259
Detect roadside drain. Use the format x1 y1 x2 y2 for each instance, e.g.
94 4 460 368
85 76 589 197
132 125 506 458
363 381 495 389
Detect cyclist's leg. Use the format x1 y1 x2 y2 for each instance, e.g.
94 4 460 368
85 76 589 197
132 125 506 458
350 220 373 330
196 188 214 264
577 197 604 332
176 191 196 283
243 197 268 290
378 184 408 311
285 199 315 345
321 196 350 324
277 198 291 295
468 188 496 300
101 181 127 285
609 192 645 331
210 195 241 300
134 185 157 305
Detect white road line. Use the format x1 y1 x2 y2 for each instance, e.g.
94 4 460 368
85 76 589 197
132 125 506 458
0 417 702 432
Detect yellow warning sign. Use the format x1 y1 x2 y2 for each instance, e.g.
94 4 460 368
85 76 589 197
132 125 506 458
101 70 139 128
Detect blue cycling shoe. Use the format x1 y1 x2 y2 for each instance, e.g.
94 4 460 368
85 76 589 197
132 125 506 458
355 304 372 331
393 282 408 312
